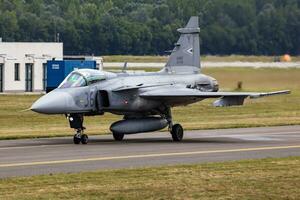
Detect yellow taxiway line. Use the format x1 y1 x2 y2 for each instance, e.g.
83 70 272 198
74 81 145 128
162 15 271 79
0 145 300 168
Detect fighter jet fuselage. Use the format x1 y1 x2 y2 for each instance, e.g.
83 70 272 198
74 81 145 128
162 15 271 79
31 16 290 144
31 70 218 115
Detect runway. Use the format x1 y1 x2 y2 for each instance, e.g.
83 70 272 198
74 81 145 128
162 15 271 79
0 125 300 178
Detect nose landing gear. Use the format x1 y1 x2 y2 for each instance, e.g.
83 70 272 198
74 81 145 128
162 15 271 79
67 114 89 144
73 128 88 144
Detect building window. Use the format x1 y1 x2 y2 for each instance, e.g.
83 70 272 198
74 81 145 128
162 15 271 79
14 63 20 81
25 63 33 92
0 63 3 92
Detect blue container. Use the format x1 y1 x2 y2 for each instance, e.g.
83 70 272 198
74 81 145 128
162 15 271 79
46 60 96 92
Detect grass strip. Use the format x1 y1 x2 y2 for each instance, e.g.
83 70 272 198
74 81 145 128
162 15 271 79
0 67 299 140
0 156 299 199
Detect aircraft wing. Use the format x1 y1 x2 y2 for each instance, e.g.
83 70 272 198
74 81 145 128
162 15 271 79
139 87 290 107
113 83 172 92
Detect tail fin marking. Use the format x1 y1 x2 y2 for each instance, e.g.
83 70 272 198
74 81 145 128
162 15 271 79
165 16 201 74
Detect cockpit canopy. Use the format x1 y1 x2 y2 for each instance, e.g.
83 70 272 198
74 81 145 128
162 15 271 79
58 69 106 89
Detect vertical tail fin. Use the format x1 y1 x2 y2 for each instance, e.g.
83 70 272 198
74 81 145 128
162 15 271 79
164 16 201 74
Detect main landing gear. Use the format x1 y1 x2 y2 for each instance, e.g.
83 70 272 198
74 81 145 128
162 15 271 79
170 124 184 141
112 132 124 141
163 107 184 142
67 114 89 144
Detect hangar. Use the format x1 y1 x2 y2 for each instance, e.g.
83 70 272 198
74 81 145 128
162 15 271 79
0 42 63 93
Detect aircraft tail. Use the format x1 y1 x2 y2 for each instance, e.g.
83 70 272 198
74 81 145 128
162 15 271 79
164 16 201 74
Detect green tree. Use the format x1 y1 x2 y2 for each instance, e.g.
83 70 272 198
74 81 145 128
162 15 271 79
0 0 299 55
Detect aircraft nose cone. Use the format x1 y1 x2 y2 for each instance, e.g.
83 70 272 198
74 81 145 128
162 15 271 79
31 91 73 114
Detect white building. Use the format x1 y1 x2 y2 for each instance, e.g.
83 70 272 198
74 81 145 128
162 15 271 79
0 42 63 93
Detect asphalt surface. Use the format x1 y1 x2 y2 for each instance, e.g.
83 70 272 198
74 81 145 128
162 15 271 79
0 125 300 178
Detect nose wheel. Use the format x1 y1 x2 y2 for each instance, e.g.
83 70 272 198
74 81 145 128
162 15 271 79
68 114 89 144
81 133 89 144
73 133 81 144
73 129 88 144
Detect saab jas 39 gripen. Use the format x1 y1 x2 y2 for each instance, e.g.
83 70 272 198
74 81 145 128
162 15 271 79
31 17 290 144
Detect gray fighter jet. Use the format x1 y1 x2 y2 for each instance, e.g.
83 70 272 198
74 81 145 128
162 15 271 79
31 16 290 144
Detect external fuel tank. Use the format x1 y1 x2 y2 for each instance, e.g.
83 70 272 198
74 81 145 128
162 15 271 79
110 117 168 134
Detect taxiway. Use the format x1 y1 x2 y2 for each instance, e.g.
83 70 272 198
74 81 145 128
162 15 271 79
0 125 300 178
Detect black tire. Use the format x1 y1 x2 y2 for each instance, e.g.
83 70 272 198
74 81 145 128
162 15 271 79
81 134 89 144
113 132 124 141
171 124 184 141
73 135 81 144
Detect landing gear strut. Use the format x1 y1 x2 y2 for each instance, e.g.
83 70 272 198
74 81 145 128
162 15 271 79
163 107 184 142
68 114 89 144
